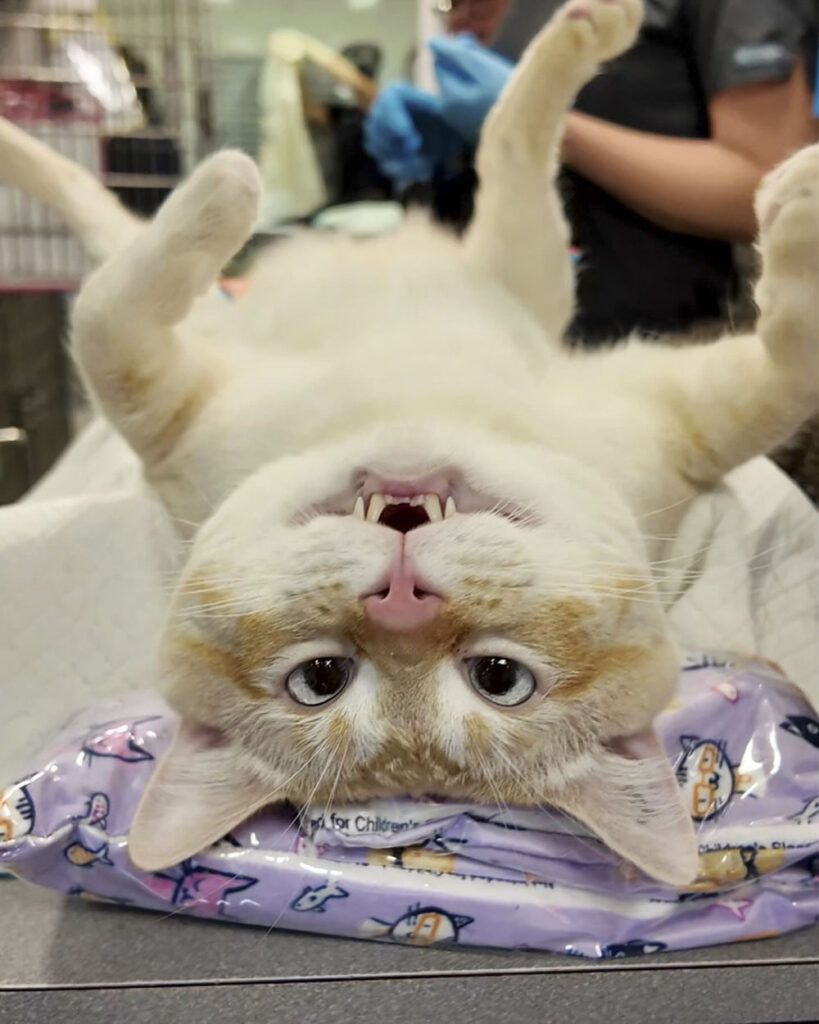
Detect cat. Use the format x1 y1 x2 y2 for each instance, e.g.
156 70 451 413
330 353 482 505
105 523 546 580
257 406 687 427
363 904 474 945
0 0 816 887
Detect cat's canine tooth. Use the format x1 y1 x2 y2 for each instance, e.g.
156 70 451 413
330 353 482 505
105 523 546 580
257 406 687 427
423 494 443 521
366 494 386 522
445 496 456 519
353 496 365 519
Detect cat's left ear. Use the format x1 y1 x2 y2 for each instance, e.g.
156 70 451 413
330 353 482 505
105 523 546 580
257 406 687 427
128 720 274 872
548 731 698 887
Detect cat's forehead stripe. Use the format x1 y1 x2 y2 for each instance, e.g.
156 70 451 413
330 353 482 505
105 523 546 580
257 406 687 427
167 632 260 699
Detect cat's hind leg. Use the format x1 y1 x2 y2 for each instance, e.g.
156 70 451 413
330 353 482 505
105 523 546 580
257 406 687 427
72 151 261 466
629 143 819 486
0 116 142 263
464 0 643 341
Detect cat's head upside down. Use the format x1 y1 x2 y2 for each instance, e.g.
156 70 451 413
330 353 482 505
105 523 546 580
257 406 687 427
4 0 816 886
145 419 685 880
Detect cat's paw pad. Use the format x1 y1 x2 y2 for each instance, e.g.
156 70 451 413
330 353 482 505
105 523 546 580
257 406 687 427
554 0 643 63
755 143 819 244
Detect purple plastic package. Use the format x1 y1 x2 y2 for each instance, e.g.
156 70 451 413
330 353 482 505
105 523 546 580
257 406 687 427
1 651 817 957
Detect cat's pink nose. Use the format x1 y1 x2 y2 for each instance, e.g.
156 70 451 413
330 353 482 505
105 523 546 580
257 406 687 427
362 555 442 632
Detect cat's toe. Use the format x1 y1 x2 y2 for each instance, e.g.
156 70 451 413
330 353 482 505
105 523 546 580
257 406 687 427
755 143 819 243
556 0 643 63
158 150 262 254
753 143 819 383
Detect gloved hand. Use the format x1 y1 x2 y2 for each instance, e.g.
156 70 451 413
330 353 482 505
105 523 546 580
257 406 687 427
429 35 514 143
363 81 463 186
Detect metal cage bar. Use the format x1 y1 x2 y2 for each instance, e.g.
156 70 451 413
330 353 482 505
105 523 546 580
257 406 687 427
0 0 212 289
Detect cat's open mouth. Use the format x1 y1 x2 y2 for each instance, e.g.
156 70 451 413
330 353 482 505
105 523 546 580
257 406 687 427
307 474 534 532
353 492 451 533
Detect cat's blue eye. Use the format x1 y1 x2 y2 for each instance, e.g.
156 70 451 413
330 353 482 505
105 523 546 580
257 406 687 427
286 657 355 706
465 656 536 707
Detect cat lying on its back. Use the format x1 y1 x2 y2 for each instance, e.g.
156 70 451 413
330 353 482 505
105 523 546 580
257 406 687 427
1 0 816 885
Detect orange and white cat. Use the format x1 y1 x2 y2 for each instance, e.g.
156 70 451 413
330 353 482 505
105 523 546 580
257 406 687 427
1 0 816 885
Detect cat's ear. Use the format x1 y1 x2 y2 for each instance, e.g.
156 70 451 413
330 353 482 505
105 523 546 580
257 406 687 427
128 719 274 872
548 730 698 887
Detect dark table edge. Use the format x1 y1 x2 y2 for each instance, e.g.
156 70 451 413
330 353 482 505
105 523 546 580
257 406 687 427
2 952 817 993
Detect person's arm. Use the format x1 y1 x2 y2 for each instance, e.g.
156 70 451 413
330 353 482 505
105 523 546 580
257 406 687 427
561 57 815 243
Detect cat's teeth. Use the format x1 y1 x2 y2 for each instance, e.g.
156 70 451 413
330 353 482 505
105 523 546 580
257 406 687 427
353 495 365 519
444 496 456 518
423 494 443 522
366 494 386 522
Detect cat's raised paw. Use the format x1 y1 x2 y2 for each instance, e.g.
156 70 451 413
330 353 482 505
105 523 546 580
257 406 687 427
554 0 643 64
755 143 819 242
155 149 262 257
754 143 819 381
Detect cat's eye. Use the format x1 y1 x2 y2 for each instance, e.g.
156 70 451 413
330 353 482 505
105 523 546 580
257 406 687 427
465 656 536 707
286 657 354 706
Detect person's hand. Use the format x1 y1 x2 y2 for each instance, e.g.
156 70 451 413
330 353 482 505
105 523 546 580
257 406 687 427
430 35 514 143
363 82 462 186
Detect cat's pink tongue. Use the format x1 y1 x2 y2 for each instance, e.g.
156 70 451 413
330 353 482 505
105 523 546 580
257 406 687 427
363 554 442 632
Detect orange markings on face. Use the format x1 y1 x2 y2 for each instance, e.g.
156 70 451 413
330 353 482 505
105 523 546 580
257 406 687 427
169 567 668 814
167 632 253 695
464 712 492 754
325 711 352 748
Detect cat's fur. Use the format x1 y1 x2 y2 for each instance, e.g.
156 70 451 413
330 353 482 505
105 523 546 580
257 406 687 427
1 0 816 886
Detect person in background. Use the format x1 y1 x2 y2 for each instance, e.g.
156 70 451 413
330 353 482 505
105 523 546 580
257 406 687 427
365 0 817 344
445 0 512 43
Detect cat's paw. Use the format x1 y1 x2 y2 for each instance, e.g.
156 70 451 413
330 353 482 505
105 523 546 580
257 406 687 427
551 0 643 65
754 143 819 381
156 150 261 257
755 143 819 256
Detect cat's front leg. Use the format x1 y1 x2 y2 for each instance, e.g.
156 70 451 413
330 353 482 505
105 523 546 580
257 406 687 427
753 143 819 389
464 0 643 342
626 143 819 487
71 151 261 467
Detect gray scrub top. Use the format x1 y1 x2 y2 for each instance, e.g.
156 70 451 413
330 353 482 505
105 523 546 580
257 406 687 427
491 0 817 342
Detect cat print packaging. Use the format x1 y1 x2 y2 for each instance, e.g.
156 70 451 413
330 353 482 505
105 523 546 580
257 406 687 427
1 656 817 957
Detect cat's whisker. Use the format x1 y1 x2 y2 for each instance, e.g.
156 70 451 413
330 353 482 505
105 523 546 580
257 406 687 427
635 492 700 522
473 746 515 829
489 746 609 864
255 735 350 945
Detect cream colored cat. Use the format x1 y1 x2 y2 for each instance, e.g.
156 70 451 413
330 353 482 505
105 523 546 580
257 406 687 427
1 0 816 886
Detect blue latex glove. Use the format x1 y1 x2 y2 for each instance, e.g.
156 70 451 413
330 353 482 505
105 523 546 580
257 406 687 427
813 42 818 117
363 81 463 186
429 35 514 143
